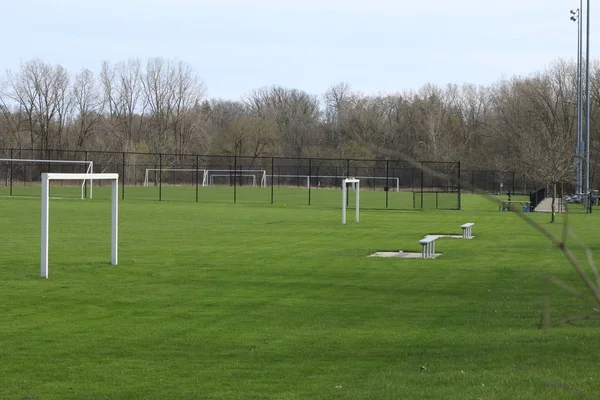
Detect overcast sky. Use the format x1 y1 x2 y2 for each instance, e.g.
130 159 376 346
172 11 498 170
1 0 595 100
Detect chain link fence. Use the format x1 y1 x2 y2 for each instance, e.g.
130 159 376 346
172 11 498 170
0 148 462 210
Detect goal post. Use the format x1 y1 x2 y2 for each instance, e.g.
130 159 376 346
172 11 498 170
41 172 118 279
0 158 94 199
342 178 360 224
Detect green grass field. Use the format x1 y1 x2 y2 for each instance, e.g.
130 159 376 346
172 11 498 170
1 186 599 399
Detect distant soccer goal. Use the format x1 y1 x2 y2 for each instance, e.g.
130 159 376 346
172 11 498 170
143 168 207 187
0 158 94 199
203 169 267 187
266 175 310 189
209 174 258 186
40 173 118 279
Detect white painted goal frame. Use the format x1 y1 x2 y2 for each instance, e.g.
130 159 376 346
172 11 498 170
342 178 360 224
143 168 208 186
209 174 257 186
0 158 94 199
203 169 267 187
266 174 311 189
41 173 118 279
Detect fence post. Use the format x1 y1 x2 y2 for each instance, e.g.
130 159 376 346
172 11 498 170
420 162 424 209
308 158 312 206
385 159 389 208
457 161 462 210
346 159 350 178
83 151 88 198
271 157 274 205
511 171 515 195
122 152 126 200
233 155 237 204
9 149 13 196
159 153 162 201
196 155 199 203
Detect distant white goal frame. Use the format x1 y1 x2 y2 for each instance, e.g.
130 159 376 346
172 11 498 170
41 173 118 279
342 178 360 224
209 174 257 186
0 158 94 199
143 168 208 187
265 174 400 191
203 169 267 187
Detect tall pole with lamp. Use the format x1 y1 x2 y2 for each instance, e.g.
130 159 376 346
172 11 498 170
584 0 592 211
571 5 583 195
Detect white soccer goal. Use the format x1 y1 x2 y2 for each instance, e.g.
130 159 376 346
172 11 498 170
265 175 311 189
209 174 257 186
342 178 360 224
203 169 267 187
41 173 118 279
0 158 94 199
143 168 207 186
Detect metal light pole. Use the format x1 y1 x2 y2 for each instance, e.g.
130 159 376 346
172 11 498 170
571 6 583 195
583 0 592 210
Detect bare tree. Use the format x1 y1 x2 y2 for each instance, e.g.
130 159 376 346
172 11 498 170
99 59 144 151
411 83 448 161
140 57 205 155
513 69 576 222
214 116 278 162
70 68 101 149
0 90 28 149
245 86 321 157
167 60 206 156
1 59 71 153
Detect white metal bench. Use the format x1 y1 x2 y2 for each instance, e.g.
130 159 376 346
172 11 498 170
419 236 437 258
461 222 475 239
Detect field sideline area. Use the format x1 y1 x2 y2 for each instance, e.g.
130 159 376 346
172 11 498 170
1 187 599 399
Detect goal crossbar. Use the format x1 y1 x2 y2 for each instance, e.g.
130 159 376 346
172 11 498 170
0 158 94 199
41 173 118 279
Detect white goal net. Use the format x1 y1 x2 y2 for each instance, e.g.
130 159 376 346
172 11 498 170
0 158 94 199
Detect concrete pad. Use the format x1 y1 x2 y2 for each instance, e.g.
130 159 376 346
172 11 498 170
369 251 441 259
534 197 566 213
425 234 464 239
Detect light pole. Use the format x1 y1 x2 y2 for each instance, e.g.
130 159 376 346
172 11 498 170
571 6 583 195
584 0 591 208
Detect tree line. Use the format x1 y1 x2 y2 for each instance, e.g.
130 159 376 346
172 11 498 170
0 57 598 187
